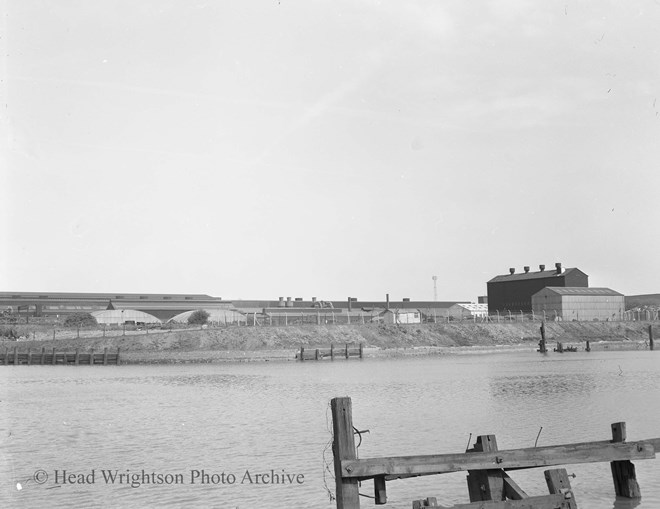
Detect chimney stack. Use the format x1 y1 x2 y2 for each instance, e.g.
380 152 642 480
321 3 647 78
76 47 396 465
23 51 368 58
278 297 285 307
539 264 545 271
348 297 352 312
524 266 530 273
386 293 390 310
509 268 515 274
555 262 562 274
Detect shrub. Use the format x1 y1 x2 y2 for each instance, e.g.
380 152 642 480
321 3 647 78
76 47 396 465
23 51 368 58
63 312 98 328
188 310 210 326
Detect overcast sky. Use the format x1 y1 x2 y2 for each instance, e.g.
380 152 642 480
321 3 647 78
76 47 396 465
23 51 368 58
2 1 659 301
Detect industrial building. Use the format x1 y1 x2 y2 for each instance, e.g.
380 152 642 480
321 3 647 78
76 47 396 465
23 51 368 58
487 263 588 313
0 292 225 322
531 287 625 321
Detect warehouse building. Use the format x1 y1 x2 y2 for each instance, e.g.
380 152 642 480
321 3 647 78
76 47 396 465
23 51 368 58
531 287 624 321
487 263 588 313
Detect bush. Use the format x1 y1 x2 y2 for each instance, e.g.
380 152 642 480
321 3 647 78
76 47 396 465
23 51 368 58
63 312 98 328
188 310 210 326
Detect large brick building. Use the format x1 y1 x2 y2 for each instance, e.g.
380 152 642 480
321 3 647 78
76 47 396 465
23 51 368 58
487 263 588 313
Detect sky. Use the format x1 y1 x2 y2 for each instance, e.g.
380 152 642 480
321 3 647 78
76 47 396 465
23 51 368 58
2 0 659 301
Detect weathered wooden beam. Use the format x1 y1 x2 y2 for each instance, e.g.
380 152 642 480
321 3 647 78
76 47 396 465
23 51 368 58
342 440 657 479
502 472 528 500
610 422 641 498
435 493 572 509
331 397 361 509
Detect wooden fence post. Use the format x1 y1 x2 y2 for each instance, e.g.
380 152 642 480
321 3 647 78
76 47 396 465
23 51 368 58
611 422 641 497
40 347 45 365
90 348 94 365
345 343 349 359
359 343 363 359
538 321 547 353
374 475 387 505
331 397 360 509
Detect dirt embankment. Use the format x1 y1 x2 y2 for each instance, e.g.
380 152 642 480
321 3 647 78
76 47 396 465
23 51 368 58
1 321 654 363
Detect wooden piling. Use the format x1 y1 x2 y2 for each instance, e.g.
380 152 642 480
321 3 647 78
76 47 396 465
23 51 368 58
466 435 504 502
610 422 641 498
116 347 121 366
300 347 304 361
330 343 335 360
103 347 108 365
14 347 18 366
331 397 361 509
90 348 94 365
40 347 45 365
27 348 32 365
75 349 80 365
359 343 363 359
538 322 547 353
374 476 387 505
586 340 591 352
315 348 320 361
649 325 654 351
544 468 577 509
3 348 7 365
51 347 56 365
345 343 349 359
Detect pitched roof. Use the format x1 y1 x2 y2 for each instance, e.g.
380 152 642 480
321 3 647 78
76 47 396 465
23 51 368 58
538 287 623 297
488 267 586 283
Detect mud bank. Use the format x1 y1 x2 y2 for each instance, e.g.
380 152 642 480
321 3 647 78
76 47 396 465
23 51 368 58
1 321 655 364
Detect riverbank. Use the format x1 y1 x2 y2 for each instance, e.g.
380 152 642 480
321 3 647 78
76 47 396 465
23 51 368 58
0 321 655 364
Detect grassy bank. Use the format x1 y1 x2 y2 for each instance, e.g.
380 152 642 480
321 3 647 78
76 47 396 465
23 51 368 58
1 321 655 364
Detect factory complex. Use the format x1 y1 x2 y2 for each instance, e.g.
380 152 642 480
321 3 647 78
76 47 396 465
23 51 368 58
0 262 650 325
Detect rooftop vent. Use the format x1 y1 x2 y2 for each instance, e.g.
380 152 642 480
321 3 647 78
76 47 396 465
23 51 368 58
555 262 562 274
539 264 546 271
524 266 530 273
509 268 515 274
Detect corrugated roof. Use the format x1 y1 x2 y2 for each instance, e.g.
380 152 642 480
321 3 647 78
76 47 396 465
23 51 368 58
488 267 585 283
538 287 623 297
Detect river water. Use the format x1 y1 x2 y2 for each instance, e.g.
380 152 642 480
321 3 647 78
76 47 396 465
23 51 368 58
1 350 658 508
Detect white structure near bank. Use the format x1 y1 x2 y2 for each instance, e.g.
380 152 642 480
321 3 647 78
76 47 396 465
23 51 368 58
531 287 624 321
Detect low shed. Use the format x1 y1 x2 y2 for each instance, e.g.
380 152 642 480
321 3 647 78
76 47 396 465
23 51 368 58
531 287 624 321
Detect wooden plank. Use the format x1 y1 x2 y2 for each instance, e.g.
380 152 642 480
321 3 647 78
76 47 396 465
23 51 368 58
544 468 577 509
610 422 641 498
342 440 657 479
331 397 361 509
437 493 571 509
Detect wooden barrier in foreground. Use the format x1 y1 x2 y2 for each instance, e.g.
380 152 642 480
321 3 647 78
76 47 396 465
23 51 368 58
297 343 363 361
0 347 121 366
330 397 660 509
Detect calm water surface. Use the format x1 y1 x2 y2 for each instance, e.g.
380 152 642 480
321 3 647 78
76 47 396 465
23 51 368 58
1 351 659 508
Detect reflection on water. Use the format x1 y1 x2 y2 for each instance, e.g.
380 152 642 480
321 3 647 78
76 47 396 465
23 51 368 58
0 351 658 508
